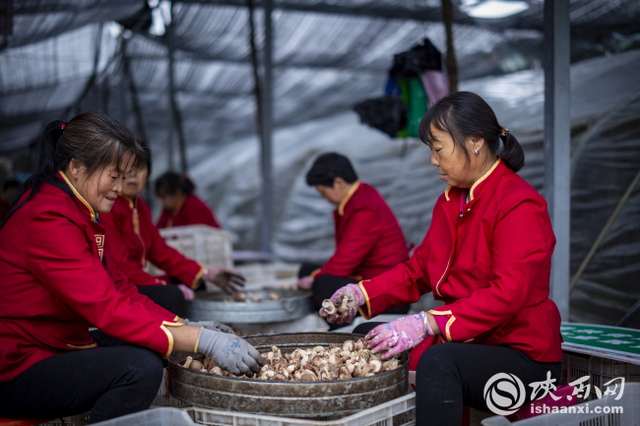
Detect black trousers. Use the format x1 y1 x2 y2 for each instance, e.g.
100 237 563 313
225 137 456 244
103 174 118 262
416 343 561 425
354 323 561 425
0 331 163 423
137 284 186 318
300 263 410 330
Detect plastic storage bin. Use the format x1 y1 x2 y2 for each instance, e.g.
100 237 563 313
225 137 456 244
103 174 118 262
563 351 640 400
93 408 195 425
148 225 233 279
481 382 640 425
187 392 415 426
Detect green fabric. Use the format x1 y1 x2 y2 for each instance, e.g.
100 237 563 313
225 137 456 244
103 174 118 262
406 78 428 138
561 323 640 359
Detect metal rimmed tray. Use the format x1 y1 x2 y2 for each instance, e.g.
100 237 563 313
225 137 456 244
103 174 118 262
167 332 410 418
186 289 314 323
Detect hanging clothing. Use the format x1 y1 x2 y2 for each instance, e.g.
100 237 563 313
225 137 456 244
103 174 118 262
156 193 220 229
0 172 182 384
356 159 563 370
311 181 409 282
101 194 206 289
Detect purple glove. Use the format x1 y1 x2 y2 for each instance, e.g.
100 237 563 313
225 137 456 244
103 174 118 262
297 276 313 290
177 284 196 301
318 284 364 325
366 312 427 359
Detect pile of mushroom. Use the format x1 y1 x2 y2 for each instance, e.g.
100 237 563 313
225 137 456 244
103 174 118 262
180 338 402 381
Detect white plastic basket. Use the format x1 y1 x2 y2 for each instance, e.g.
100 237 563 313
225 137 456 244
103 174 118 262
186 392 416 426
563 351 640 400
148 225 233 277
481 382 640 425
92 407 195 425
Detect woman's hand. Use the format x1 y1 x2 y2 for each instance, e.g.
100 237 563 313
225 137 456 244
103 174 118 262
296 276 313 290
177 284 196 301
184 319 234 334
366 312 429 359
205 267 246 295
319 284 364 324
196 329 263 377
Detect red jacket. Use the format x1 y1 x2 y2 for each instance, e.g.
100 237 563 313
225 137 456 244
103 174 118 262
101 195 205 288
358 159 563 369
314 181 409 281
0 172 184 384
157 193 220 229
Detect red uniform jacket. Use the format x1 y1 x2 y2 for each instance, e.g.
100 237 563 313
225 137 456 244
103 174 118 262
0 172 184 384
101 195 206 288
157 193 220 229
313 181 409 281
358 159 563 370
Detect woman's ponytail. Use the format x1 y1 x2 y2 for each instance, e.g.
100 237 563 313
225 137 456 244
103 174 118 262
499 132 525 173
1 112 143 230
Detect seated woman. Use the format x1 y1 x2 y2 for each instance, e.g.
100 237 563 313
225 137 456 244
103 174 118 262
298 153 411 328
101 147 243 317
0 113 262 423
155 171 220 229
320 92 563 425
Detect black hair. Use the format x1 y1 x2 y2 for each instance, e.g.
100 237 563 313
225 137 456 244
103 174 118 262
154 171 195 197
418 91 525 172
3 179 19 192
306 153 359 187
0 112 146 229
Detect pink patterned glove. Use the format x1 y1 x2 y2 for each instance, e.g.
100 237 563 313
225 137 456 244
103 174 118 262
177 284 196 301
318 284 364 325
297 276 313 290
366 312 427 360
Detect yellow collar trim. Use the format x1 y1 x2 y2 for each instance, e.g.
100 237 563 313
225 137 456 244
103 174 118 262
59 170 96 222
119 193 136 209
469 157 501 201
338 180 361 216
444 186 452 201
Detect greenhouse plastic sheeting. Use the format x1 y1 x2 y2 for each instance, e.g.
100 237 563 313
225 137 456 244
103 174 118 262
186 50 640 327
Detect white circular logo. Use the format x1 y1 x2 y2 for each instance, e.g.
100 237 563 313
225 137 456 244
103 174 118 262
484 373 526 416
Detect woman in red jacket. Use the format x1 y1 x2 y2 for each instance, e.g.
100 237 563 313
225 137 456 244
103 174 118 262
101 148 244 317
0 113 262 423
154 171 220 229
321 92 563 425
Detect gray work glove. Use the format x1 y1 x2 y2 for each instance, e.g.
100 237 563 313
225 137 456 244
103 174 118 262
196 328 263 377
184 319 235 334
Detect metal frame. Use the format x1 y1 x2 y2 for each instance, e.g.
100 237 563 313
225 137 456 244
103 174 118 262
544 0 570 321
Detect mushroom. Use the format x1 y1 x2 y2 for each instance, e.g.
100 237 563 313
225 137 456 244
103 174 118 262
234 292 246 302
354 339 365 350
260 370 276 380
383 359 400 372
338 295 350 314
299 370 318 381
343 340 355 352
339 365 352 379
183 356 193 369
274 372 289 381
269 293 280 300
211 366 224 376
189 360 204 371
361 359 382 376
322 299 337 315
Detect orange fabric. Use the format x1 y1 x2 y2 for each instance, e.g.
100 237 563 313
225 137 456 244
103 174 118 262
156 194 220 229
361 161 563 369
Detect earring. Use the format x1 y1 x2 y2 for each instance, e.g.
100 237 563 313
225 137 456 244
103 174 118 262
475 149 479 155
